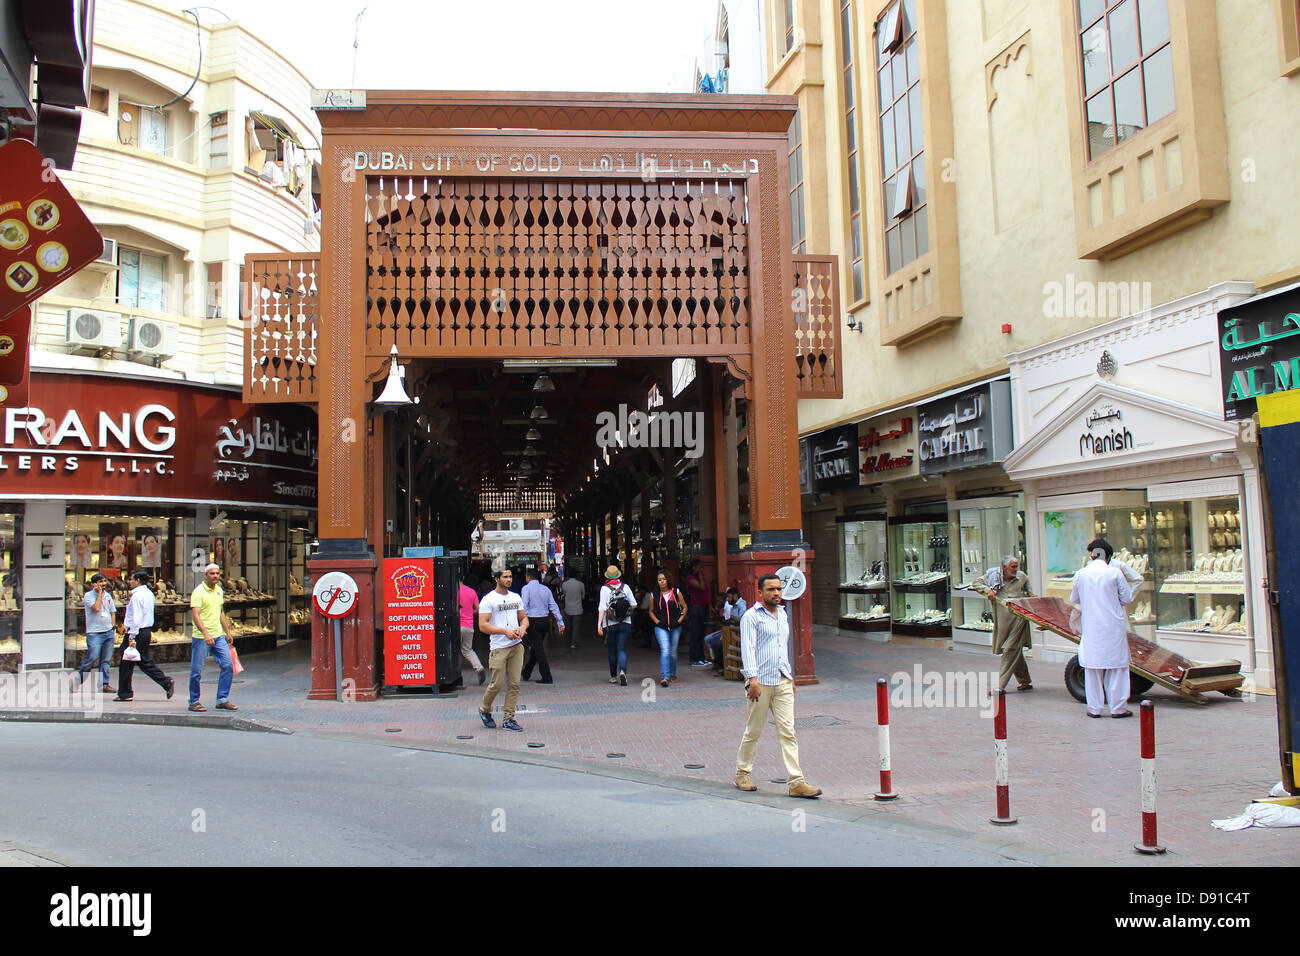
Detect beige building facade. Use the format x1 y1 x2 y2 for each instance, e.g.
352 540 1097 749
774 0 1300 689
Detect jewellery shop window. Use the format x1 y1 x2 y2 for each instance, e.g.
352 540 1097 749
888 516 951 637
951 497 1025 634
209 515 279 649
0 510 21 670
65 511 189 655
1041 492 1154 641
838 515 889 631
1152 495 1247 637
286 519 312 637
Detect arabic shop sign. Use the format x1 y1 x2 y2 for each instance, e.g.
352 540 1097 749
917 380 1014 475
1078 402 1134 458
0 372 316 507
810 424 860 493
349 149 762 178
857 411 917 481
1218 287 1300 421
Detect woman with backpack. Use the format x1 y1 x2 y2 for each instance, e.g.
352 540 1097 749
648 570 686 688
597 565 636 686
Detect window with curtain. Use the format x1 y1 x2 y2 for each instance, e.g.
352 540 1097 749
788 109 806 254
1077 0 1173 160
841 0 864 300
117 248 167 312
876 0 927 276
785 0 796 52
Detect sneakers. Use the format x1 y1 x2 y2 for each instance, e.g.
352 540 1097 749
691 660 709 667
479 710 496 729
788 779 823 799
618 671 627 686
734 772 757 792
502 718 523 732
608 676 619 684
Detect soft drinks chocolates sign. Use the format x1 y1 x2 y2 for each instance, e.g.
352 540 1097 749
382 558 437 687
0 140 102 319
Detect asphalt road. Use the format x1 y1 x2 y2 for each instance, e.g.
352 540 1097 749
0 723 1031 866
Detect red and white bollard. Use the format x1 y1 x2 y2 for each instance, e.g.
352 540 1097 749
1135 699 1166 854
990 688 1018 825
874 677 898 800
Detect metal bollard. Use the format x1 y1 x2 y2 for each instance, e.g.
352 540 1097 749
1134 699 1166 854
989 688 1018 825
874 677 898 800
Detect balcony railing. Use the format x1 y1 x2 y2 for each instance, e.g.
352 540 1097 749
243 253 319 403
793 254 842 399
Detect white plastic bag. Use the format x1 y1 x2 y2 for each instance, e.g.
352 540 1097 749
1211 801 1300 830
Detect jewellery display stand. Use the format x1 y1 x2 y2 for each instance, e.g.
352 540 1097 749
1155 496 1247 636
888 516 951 638
838 515 890 632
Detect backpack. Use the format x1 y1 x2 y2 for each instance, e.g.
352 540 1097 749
609 587 632 623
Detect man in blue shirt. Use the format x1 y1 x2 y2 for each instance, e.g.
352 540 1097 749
520 566 564 684
75 573 116 693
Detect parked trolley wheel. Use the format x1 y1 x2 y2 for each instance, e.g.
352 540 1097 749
1064 655 1153 703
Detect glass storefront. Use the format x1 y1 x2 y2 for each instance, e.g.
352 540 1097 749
837 514 889 630
950 496 1026 636
888 515 951 636
0 509 20 670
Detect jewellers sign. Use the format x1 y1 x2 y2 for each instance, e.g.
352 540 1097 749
858 410 917 481
809 424 859 493
917 380 1014 475
0 372 316 507
1218 286 1300 421
1078 401 1134 458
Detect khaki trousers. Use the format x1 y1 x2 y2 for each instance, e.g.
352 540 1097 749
998 629 1032 690
480 643 524 720
736 678 804 783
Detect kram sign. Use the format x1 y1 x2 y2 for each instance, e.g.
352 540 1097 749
0 372 316 506
382 558 437 687
809 424 859 493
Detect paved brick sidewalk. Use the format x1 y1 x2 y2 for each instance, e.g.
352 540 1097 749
11 625 1296 866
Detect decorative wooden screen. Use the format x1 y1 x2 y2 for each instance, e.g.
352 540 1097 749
364 177 751 355
793 254 842 399
243 254 320 404
477 478 556 514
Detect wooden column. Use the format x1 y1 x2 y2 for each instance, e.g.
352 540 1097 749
708 363 729 593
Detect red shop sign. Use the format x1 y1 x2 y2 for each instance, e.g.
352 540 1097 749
0 371 317 507
0 140 102 319
382 558 437 687
0 306 32 409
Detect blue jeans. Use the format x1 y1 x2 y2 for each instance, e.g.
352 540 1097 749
705 630 724 670
654 626 681 680
78 630 115 686
190 635 233 704
605 622 630 677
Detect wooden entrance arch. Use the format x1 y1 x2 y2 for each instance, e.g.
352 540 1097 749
244 92 840 698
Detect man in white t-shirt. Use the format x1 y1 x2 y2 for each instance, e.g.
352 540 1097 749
477 568 529 731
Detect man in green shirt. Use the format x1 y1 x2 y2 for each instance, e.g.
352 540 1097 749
189 563 236 712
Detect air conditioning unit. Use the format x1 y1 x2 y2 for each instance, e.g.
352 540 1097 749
98 238 117 264
127 316 178 361
66 309 123 351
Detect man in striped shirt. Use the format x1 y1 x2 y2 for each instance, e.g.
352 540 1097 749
734 574 821 798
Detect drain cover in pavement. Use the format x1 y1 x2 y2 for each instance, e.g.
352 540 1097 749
684 763 705 770
456 735 473 740
795 715 847 728
384 728 402 733
527 742 545 748
606 752 625 759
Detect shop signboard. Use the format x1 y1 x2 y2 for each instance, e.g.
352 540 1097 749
0 372 316 507
0 140 102 320
382 558 437 687
0 305 31 408
857 410 917 481
809 424 859 493
1218 286 1300 421
917 380 1014 476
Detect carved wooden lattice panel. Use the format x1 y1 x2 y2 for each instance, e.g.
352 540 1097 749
793 254 842 399
244 254 320 403
478 479 556 514
364 178 751 355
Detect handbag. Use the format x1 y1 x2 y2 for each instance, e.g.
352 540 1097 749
230 644 244 675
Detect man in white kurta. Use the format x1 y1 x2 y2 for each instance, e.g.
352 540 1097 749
1070 541 1134 717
